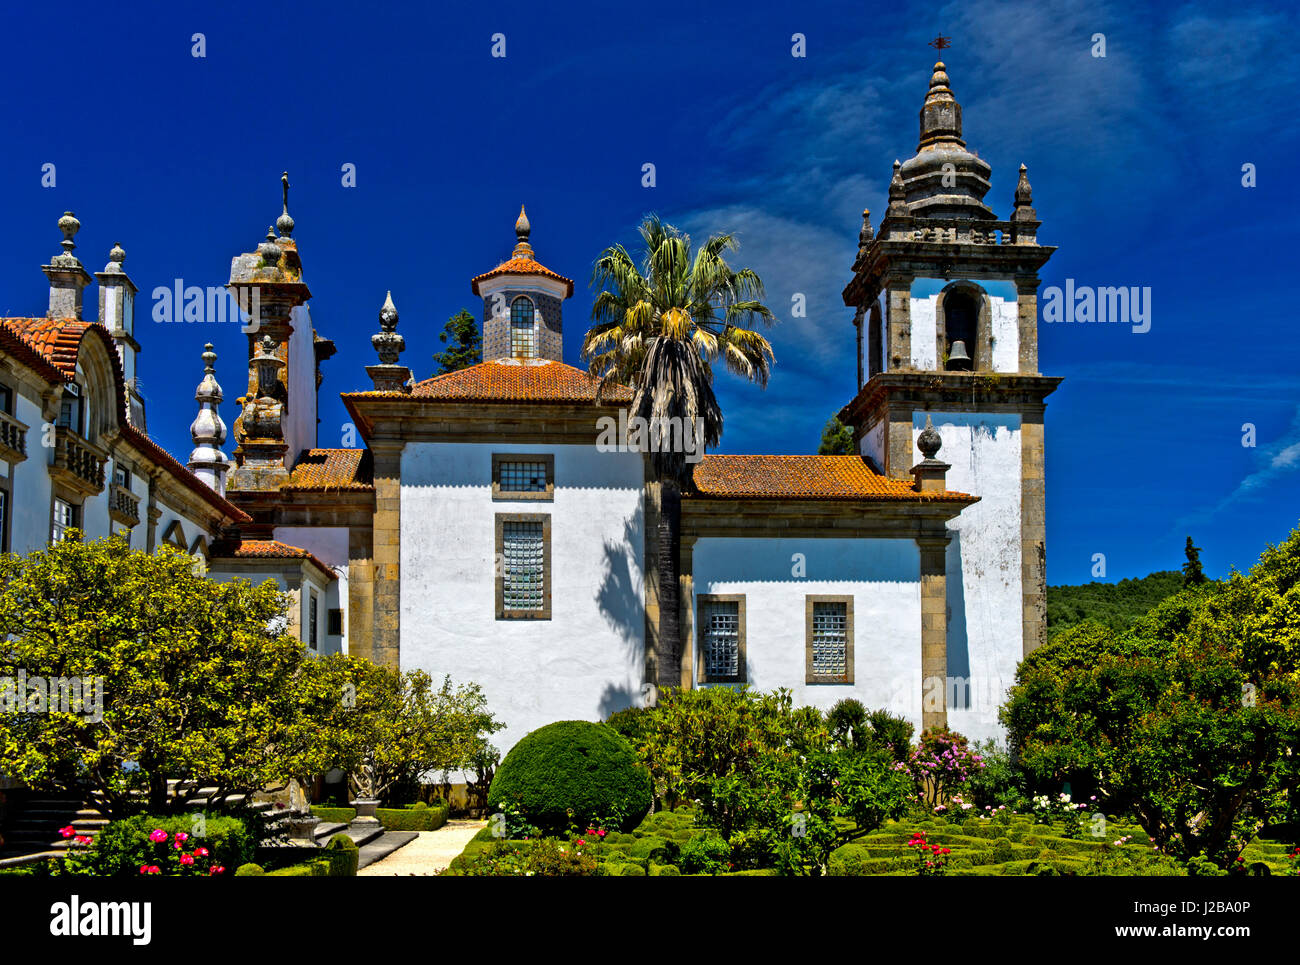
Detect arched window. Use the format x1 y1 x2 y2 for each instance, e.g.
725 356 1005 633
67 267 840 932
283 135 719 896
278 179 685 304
510 297 536 358
943 292 977 371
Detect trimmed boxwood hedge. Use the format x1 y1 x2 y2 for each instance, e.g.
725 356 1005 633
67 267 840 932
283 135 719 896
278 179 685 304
309 806 356 824
377 801 450 831
487 720 652 833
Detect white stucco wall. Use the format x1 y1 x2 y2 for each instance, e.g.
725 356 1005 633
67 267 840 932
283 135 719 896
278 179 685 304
859 418 885 471
9 391 53 552
914 410 1022 742
909 295 939 370
275 525 349 655
400 441 646 758
692 537 925 732
990 295 1019 373
909 279 1021 374
284 304 317 462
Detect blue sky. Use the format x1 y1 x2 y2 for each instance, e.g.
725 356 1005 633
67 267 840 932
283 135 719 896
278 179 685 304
0 0 1295 584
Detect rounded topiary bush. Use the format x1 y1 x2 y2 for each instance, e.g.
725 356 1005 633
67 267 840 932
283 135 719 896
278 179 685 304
488 720 652 833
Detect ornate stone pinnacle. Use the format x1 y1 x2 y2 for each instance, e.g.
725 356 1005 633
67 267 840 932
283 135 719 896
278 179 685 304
1015 163 1033 206
51 211 82 266
102 242 126 273
202 342 217 375
258 228 281 264
917 413 943 460
379 291 399 332
277 171 295 238
859 208 873 245
887 161 908 217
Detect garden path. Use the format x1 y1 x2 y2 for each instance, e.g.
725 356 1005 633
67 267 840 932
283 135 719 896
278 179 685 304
357 819 487 876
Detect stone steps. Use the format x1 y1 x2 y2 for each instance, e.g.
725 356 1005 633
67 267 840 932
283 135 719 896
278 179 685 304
357 831 419 870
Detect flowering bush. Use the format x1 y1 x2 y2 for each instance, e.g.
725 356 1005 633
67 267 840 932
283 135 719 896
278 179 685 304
53 813 252 877
905 728 985 807
906 831 950 876
455 836 604 876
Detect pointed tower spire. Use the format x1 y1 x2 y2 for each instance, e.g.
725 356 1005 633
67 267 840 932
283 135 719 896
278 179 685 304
276 171 295 238
188 343 230 496
918 61 964 151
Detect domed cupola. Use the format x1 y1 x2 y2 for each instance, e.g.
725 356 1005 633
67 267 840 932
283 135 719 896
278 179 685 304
898 62 995 220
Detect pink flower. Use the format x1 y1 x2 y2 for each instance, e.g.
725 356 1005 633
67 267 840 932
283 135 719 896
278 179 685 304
576 839 587 846
148 829 168 843
174 832 189 843
596 829 606 838
195 847 209 858
139 865 161 875
73 835 93 847
210 866 225 875
59 826 76 839
180 854 195 866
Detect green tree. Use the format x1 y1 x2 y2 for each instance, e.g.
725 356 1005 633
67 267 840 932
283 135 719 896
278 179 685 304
582 216 775 690
0 534 304 817
1003 524 1300 867
1183 535 1207 586
432 308 482 374
818 415 855 454
290 655 500 804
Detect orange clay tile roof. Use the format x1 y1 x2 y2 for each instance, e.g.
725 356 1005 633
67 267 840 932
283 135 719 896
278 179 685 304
1 316 98 381
284 448 374 490
470 257 574 297
392 359 632 404
689 454 973 502
0 316 250 523
209 539 337 580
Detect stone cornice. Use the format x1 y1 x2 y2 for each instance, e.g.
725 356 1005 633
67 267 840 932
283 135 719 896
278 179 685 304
341 395 625 446
681 495 971 541
842 236 1056 306
839 371 1063 428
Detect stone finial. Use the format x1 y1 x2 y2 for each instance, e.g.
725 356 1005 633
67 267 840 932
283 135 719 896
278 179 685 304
368 291 412 391
103 242 126 273
1015 164 1032 206
258 228 281 265
911 413 950 493
53 211 82 266
917 413 942 459
858 208 873 247
886 161 908 218
512 205 535 260
188 342 230 496
379 290 399 333
1011 163 1038 228
277 171 295 238
918 60 964 150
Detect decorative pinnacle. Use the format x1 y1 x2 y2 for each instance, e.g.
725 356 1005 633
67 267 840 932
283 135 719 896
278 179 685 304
52 211 82 264
277 171 295 238
202 342 217 374
515 204 531 242
917 413 943 460
258 227 281 264
379 291 399 332
101 242 127 274
928 61 952 93
1015 163 1033 206
859 208 873 245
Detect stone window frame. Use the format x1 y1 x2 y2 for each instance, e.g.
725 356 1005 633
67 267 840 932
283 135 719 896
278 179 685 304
495 512 552 620
696 593 747 685
805 594 855 685
491 452 555 502
308 588 319 651
935 281 993 373
50 493 80 544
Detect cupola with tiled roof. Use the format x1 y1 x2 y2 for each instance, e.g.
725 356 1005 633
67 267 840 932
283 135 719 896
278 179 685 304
472 206 572 363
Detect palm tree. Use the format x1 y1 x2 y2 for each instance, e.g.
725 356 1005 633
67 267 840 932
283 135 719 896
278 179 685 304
582 215 775 695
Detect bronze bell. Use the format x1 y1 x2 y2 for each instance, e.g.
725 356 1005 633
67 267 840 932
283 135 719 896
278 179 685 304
946 339 972 371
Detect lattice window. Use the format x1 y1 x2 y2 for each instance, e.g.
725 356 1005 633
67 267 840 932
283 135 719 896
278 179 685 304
811 601 848 677
510 297 536 358
502 520 545 611
499 460 548 493
702 600 741 680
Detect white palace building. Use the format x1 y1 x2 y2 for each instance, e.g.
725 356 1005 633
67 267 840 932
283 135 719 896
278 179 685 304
0 61 1058 754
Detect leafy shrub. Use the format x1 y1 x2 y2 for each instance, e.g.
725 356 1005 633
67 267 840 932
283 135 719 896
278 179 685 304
320 833 359 876
235 863 265 876
377 803 449 831
652 863 681 876
906 728 985 806
678 832 730 875
604 706 654 749
866 708 914 762
827 699 868 750
64 813 252 877
991 837 1015 864
488 721 651 834
965 740 1026 810
309 806 356 824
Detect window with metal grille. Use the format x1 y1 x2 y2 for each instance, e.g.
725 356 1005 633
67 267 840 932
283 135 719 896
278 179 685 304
499 460 548 493
51 498 77 543
502 520 545 611
811 601 848 678
510 297 536 358
308 590 319 650
701 599 742 680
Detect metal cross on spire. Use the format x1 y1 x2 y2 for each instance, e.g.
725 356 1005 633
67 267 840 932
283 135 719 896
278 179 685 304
928 34 951 51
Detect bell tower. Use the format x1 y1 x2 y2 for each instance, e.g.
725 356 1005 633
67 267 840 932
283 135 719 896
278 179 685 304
840 60 1062 741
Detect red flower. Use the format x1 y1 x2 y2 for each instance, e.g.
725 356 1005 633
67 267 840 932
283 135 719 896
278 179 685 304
210 866 225 875
59 826 76 839
180 854 195 866
195 847 210 858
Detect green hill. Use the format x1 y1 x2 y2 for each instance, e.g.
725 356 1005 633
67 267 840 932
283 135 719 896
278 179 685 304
1046 570 1185 641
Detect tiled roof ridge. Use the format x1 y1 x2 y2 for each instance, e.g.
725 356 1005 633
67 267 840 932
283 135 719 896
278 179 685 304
209 538 337 580
690 452 973 502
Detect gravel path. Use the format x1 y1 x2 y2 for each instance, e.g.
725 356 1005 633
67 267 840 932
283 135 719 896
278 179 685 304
357 819 486 876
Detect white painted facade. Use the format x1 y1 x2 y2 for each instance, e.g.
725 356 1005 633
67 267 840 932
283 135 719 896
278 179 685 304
284 304 317 461
912 410 1023 742
275 525 350 655
399 441 646 755
897 279 1020 374
693 537 925 732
